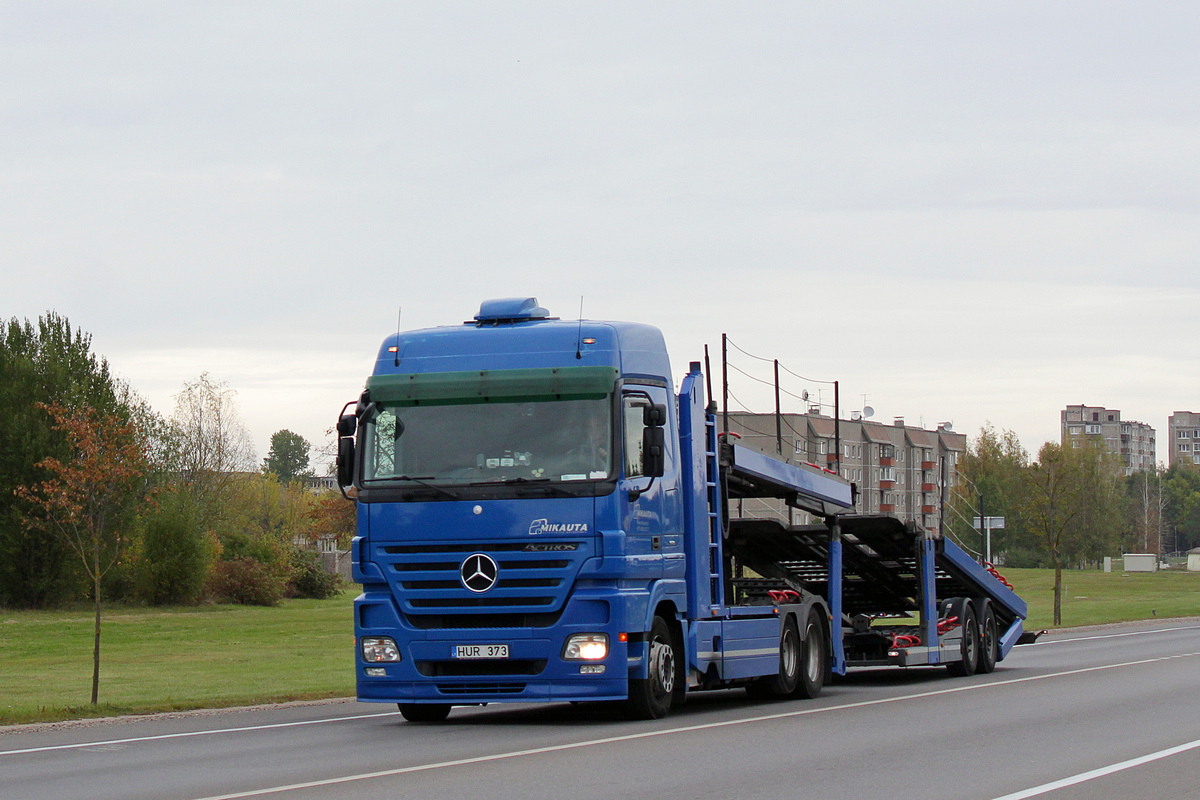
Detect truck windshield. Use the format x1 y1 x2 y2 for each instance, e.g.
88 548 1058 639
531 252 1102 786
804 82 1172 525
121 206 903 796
361 397 613 486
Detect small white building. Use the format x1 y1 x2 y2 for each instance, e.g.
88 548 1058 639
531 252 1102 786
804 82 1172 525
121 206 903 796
1123 553 1158 572
1187 548 1200 572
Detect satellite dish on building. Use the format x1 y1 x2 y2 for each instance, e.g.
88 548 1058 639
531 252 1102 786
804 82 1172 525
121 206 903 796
801 390 809 402
862 406 874 419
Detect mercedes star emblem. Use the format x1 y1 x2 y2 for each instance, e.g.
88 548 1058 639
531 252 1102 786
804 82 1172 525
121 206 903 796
460 553 499 593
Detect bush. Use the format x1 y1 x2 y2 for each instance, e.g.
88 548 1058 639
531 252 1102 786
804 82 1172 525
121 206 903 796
134 491 211 605
287 549 341 599
205 557 287 606
218 530 280 565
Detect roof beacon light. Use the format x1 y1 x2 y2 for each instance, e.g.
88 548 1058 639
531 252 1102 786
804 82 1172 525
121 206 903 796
473 297 552 324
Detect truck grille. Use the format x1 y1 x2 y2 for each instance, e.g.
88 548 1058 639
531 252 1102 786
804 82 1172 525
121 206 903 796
377 541 587 621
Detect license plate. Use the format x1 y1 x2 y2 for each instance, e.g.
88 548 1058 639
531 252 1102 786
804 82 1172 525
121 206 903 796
452 644 509 659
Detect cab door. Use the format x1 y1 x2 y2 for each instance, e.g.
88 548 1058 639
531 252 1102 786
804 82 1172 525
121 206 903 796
619 387 683 578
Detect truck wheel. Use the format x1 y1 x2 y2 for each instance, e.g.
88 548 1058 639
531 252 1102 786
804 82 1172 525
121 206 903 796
747 618 801 699
977 602 998 674
794 609 828 699
946 603 979 677
398 703 452 722
623 616 675 720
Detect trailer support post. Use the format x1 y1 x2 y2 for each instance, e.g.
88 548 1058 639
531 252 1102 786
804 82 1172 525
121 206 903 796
918 533 940 663
828 518 846 675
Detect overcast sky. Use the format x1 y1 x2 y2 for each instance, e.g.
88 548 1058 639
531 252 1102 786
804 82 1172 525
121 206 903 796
4 2 1198 469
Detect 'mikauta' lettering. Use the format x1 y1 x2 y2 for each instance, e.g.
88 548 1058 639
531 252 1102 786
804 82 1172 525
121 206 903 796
528 519 589 534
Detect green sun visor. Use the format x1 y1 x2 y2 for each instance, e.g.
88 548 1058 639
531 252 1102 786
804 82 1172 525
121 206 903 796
366 366 619 407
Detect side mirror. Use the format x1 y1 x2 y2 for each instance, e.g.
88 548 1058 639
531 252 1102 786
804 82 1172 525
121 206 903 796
337 413 357 437
643 403 667 427
337 436 356 490
642 426 665 478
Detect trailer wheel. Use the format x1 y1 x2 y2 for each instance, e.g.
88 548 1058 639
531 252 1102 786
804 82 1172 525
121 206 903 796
977 602 998 674
623 616 675 720
794 609 828 699
747 618 801 699
946 603 979 677
398 703 451 723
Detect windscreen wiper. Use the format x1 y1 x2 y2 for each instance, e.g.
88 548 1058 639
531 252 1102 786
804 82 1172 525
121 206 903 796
466 477 577 497
394 475 459 500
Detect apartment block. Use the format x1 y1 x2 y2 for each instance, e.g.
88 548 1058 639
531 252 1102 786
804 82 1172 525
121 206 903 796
1060 404 1156 475
723 411 966 533
1167 411 1200 468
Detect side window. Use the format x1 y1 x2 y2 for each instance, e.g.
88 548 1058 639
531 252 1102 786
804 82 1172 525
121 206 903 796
623 394 650 478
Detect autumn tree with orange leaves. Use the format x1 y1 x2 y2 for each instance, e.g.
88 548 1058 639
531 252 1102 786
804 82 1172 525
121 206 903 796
16 402 151 705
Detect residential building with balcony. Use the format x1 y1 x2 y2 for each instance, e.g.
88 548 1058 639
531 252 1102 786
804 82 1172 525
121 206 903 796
723 411 966 534
1167 411 1200 468
1060 404 1156 475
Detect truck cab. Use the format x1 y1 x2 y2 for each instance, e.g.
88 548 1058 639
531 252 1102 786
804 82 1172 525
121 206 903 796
341 298 690 719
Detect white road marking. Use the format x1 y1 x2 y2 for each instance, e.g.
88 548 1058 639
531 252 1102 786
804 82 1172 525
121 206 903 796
183 650 1200 800
0 712 400 757
989 737 1200 800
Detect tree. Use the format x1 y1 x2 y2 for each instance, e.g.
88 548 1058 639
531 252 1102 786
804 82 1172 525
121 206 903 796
952 425 1030 564
15 403 151 704
307 490 357 550
1022 442 1081 626
263 429 313 484
1125 467 1166 555
1162 464 1200 554
1022 439 1123 626
0 313 128 607
167 373 256 530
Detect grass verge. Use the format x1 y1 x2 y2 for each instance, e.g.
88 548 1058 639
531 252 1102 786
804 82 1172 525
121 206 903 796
0 591 355 726
1002 567 1200 630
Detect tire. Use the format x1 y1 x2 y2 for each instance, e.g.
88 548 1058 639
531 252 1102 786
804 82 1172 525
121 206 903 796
946 603 979 677
398 703 452 723
794 609 828 699
747 618 801 699
623 616 676 720
977 602 998 674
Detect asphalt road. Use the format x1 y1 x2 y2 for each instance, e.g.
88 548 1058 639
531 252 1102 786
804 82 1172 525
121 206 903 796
4 619 1199 800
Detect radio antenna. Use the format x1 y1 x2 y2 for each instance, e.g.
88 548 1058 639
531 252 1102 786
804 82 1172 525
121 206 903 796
393 306 402 367
575 296 585 359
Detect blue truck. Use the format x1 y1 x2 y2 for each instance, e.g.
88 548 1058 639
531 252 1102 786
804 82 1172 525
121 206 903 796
336 297 1027 721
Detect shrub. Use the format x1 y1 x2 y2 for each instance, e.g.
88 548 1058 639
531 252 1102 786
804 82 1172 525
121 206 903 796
134 491 211 605
287 549 341 599
205 557 287 606
217 530 280 565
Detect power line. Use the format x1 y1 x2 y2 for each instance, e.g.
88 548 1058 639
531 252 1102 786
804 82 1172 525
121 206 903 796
725 361 813 405
724 336 836 385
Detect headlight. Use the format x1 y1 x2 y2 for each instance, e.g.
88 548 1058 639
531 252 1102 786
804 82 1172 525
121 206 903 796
361 636 401 663
562 633 608 660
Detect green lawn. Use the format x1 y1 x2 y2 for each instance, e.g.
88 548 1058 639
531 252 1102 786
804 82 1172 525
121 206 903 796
1002 567 1200 630
3 570 1199 726
0 591 356 726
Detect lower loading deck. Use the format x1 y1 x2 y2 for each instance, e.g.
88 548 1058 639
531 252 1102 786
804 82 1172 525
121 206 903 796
724 513 1027 669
